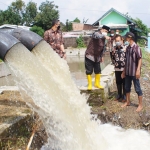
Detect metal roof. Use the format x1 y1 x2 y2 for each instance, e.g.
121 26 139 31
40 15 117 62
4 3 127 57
0 24 30 30
93 8 136 26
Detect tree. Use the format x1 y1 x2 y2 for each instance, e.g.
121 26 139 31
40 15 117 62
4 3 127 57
1 8 21 25
30 25 44 37
0 10 4 25
133 18 149 35
132 18 149 46
35 0 59 30
10 0 26 25
63 19 72 31
24 1 37 26
73 17 80 23
83 18 88 24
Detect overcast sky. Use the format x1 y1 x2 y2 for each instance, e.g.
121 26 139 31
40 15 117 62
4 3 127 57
0 0 150 27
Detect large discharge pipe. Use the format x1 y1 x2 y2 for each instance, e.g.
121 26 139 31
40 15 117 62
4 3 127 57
0 32 20 60
11 28 43 51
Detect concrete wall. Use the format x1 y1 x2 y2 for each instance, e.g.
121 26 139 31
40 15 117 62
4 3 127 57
101 11 127 24
72 23 84 31
72 23 96 31
100 11 128 36
64 36 91 49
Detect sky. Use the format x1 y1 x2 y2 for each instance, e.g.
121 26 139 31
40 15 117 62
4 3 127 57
0 0 150 27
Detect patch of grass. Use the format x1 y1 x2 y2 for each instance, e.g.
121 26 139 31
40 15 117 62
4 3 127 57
141 48 150 64
100 105 107 110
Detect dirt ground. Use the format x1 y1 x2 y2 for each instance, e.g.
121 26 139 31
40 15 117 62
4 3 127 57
0 91 47 150
88 51 150 131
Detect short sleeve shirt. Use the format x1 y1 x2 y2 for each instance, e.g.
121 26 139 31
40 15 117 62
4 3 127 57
125 42 142 76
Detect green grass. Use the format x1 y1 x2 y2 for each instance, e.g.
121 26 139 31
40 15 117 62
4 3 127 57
141 47 150 62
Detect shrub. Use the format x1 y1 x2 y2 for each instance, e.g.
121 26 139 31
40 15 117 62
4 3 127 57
30 26 44 37
76 35 86 48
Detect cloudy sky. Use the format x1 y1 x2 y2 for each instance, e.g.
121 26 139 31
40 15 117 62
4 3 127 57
0 0 150 27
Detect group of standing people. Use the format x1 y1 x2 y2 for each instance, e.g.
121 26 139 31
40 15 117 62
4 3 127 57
85 25 143 112
43 20 143 112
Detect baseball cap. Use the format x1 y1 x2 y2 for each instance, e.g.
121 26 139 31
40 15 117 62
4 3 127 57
125 32 135 39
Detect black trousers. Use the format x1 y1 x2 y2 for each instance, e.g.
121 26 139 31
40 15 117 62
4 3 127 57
85 57 101 75
115 71 125 85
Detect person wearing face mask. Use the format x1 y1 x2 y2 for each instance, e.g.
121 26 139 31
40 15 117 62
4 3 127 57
116 29 120 35
85 25 110 90
121 32 143 112
108 30 116 64
124 41 129 47
44 19 66 59
112 35 126 102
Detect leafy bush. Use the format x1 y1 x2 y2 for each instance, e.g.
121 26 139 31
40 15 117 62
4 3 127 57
30 25 44 37
76 35 86 48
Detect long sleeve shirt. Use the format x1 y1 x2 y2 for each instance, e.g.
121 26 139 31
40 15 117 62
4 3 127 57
85 32 105 62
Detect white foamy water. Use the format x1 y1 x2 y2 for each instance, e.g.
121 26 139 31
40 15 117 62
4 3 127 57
4 42 150 150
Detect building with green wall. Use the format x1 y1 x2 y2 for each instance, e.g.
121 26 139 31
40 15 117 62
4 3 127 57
93 8 141 41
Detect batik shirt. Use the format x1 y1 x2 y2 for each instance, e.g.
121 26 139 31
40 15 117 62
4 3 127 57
44 29 64 58
113 45 126 71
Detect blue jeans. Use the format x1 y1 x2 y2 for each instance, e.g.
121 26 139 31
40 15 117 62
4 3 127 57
125 75 143 96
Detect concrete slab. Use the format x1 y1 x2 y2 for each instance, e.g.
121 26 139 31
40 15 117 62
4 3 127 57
79 63 115 97
0 86 19 94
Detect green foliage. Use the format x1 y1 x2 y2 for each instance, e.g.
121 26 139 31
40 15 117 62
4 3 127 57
133 18 149 35
61 19 72 31
0 0 59 29
24 1 37 26
35 0 59 30
141 48 150 62
73 17 80 23
30 25 44 37
10 0 26 25
76 35 86 48
133 18 149 47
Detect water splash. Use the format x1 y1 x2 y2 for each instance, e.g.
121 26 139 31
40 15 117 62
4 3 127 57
4 42 150 150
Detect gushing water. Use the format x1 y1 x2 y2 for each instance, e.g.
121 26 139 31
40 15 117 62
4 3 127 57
4 42 150 150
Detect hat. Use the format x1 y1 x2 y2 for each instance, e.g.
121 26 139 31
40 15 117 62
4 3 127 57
102 25 110 32
125 32 135 39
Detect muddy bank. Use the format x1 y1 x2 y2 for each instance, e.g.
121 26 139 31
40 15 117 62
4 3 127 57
0 91 47 150
88 49 150 131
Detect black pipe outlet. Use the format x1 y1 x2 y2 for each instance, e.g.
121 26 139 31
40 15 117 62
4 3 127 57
11 28 43 51
0 32 20 60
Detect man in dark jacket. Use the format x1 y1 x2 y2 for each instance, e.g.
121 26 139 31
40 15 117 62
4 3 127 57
85 25 110 90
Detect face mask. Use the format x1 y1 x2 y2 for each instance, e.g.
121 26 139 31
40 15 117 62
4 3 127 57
116 42 122 46
116 32 119 34
57 25 60 30
124 41 129 45
102 32 107 36
111 34 114 36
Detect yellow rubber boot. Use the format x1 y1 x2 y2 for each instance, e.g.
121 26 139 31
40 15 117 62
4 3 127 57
87 75 92 90
94 74 103 89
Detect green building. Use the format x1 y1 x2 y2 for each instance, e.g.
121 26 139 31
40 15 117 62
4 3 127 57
93 8 141 41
